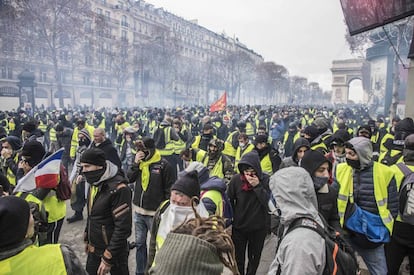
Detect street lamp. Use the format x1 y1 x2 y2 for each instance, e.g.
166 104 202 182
17 69 36 115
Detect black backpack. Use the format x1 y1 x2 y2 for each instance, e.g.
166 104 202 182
277 217 359 275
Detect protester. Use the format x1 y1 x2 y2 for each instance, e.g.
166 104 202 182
127 137 175 275
146 170 209 270
335 137 399 274
227 150 270 275
300 150 341 231
81 148 132 275
0 196 86 274
268 167 325 274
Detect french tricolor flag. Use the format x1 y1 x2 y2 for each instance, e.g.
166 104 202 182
14 148 64 193
35 149 64 189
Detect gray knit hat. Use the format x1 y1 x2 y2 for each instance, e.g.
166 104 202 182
149 233 223 275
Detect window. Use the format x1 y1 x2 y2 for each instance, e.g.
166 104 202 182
40 71 47 82
85 55 92 66
121 30 127 41
59 71 67 84
121 15 128 27
2 41 13 52
83 74 90 85
98 76 104 87
105 11 110 18
1 66 12 79
60 50 69 64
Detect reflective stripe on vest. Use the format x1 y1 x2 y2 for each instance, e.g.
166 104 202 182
158 127 174 156
336 162 395 233
0 244 66 274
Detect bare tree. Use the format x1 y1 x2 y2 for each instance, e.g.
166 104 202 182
12 0 93 107
255 62 289 103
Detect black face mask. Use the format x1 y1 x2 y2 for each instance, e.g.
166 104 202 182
79 139 90 147
346 158 361 170
313 176 329 190
83 168 105 185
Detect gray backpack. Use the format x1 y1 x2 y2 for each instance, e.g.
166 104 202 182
397 163 414 225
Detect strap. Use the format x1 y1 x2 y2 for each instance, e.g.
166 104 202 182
397 162 413 178
286 217 325 239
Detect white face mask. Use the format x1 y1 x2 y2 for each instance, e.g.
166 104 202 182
239 142 246 147
168 203 195 228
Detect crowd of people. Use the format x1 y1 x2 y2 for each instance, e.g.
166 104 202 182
0 103 413 275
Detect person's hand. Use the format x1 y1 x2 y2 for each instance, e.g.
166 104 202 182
1 148 12 159
76 175 83 184
134 151 146 164
97 259 111 275
245 174 260 187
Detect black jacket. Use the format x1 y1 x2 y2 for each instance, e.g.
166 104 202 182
85 162 132 264
127 153 175 211
92 139 122 170
227 151 270 232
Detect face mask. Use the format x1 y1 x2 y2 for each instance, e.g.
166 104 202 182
239 142 246 147
168 203 195 227
313 176 329 190
83 168 105 185
79 139 90 147
346 158 361 170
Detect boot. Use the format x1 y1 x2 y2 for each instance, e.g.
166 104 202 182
67 212 83 223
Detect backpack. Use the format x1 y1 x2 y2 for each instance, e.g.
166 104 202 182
278 217 359 275
380 151 403 166
396 163 414 225
153 127 166 149
56 164 72 200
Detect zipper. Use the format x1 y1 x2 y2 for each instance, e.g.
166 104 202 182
102 225 109 245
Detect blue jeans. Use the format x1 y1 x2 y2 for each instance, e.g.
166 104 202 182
350 240 387 275
134 212 153 275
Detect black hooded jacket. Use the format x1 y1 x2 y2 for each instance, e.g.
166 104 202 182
227 151 270 232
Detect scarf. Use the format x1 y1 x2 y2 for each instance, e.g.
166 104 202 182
139 150 161 191
240 174 254 191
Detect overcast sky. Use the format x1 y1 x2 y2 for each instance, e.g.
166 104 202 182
148 0 363 98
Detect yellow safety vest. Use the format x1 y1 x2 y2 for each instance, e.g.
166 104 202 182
245 122 255 137
203 156 225 179
173 129 186 154
158 127 174 156
234 144 254 173
49 128 57 142
0 243 66 274
336 162 395 234
6 154 19 186
191 135 201 149
390 163 414 222
70 124 94 159
201 190 223 216
222 131 237 158
260 154 273 176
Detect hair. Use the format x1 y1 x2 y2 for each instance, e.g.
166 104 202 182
172 199 240 275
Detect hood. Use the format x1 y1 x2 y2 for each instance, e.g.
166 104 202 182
96 161 119 184
200 176 226 193
269 167 320 226
348 137 372 170
237 150 263 179
292 138 310 163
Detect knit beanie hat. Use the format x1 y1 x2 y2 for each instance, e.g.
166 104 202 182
22 121 37 133
142 136 155 149
4 135 22 151
394 117 414 143
0 196 31 249
80 148 106 167
171 170 200 199
79 128 91 142
21 140 45 167
149 233 223 275
182 161 210 184
357 125 372 138
303 125 319 139
300 149 331 177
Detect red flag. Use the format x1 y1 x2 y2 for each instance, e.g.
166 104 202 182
210 92 227 112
